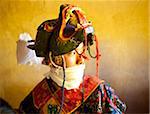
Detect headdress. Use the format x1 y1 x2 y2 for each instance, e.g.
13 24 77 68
27 4 99 66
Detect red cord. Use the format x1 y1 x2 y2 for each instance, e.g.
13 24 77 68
94 35 101 78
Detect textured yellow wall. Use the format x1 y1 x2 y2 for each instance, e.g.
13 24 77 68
0 0 148 112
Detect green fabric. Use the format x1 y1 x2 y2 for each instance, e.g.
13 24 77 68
49 29 84 56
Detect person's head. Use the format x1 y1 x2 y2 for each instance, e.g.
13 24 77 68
28 4 99 71
50 42 85 68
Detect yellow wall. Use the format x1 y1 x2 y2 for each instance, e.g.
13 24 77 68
0 0 148 112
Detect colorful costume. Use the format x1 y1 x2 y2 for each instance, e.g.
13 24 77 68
18 4 126 114
19 75 126 114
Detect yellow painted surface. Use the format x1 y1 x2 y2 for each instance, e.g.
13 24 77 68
0 0 148 112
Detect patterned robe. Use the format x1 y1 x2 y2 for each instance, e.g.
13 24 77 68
19 75 126 114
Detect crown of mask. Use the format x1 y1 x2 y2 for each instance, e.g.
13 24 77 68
28 4 95 63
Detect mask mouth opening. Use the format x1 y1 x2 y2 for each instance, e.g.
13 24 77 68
62 23 76 38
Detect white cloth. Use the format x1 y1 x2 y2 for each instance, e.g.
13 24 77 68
45 64 85 90
16 32 43 65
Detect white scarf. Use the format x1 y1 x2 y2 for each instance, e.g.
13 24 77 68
44 64 85 90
